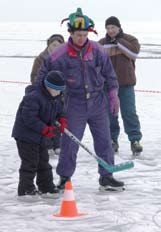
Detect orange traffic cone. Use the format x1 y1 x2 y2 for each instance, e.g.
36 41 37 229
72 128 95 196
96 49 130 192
53 181 87 218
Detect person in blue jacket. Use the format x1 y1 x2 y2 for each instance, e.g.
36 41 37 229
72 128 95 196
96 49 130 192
12 70 67 197
35 8 125 192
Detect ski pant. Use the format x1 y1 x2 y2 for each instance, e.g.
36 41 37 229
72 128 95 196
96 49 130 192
16 139 55 195
56 93 114 178
107 86 142 142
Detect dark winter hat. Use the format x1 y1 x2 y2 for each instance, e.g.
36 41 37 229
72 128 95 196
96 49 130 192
105 16 121 28
44 70 66 91
47 34 65 46
61 8 98 34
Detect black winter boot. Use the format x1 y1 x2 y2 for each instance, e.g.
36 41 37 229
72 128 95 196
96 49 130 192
99 176 125 192
57 176 71 191
131 141 143 155
39 186 60 199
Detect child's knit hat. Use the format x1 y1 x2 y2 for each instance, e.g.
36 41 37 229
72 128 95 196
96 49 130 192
44 70 66 91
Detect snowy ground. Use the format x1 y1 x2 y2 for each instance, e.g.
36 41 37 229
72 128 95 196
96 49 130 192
0 22 161 232
0 58 161 232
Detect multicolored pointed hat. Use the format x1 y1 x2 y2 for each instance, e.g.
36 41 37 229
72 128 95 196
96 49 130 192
61 8 97 34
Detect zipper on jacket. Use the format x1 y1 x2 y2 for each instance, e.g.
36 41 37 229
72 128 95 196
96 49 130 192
79 50 88 98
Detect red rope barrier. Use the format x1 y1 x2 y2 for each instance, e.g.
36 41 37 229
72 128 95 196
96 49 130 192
0 80 161 94
135 89 161 94
0 80 30 85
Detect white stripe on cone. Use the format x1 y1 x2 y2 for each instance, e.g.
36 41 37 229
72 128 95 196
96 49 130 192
63 190 75 201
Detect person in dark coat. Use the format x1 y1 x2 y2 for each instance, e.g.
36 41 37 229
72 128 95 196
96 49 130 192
12 70 67 197
30 34 65 84
99 16 143 155
35 8 125 192
30 34 65 155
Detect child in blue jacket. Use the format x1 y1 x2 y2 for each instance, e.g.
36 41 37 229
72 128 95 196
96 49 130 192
12 70 67 197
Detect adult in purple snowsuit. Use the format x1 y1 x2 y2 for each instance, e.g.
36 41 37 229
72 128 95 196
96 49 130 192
35 8 124 190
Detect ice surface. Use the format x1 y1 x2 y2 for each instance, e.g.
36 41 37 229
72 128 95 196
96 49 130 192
0 22 161 232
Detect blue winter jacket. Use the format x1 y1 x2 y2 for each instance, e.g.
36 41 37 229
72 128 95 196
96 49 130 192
35 37 118 96
12 81 64 145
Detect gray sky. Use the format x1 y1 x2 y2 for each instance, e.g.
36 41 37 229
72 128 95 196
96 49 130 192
0 0 161 22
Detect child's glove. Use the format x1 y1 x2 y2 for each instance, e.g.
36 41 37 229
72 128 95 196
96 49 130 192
58 117 67 133
108 89 120 116
41 126 56 138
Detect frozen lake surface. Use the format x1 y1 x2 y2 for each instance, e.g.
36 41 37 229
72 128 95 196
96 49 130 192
0 22 161 232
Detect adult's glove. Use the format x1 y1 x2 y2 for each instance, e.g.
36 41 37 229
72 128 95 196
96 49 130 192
41 125 56 138
108 89 120 116
58 117 67 133
109 37 118 44
109 29 123 44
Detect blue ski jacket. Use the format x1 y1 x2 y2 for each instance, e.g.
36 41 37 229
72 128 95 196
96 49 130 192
12 81 64 145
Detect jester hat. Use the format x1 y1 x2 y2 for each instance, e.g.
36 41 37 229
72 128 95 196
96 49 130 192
61 8 98 34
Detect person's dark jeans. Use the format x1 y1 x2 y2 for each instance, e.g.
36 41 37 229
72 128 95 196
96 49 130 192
106 86 142 142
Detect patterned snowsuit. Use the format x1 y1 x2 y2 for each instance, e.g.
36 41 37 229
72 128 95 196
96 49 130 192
36 37 119 177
